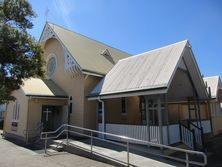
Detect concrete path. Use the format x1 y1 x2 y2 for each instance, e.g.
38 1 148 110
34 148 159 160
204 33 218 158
61 138 184 167
0 133 112 167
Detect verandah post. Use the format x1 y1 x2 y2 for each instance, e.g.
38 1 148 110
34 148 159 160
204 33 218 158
164 94 170 145
145 96 150 144
157 96 163 147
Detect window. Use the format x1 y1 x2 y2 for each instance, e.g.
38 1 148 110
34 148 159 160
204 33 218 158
220 103 222 109
47 55 57 77
148 99 158 125
97 102 102 123
140 97 146 124
98 102 102 114
12 102 20 121
122 97 127 115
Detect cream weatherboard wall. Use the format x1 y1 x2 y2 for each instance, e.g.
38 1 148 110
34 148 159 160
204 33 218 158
4 89 29 141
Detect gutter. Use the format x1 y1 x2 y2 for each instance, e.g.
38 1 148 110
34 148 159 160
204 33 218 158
26 95 68 100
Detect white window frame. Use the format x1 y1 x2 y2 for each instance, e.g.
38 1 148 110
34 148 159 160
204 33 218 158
12 101 20 122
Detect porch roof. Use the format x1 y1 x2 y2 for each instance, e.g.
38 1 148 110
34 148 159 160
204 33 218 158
89 40 208 100
21 78 67 97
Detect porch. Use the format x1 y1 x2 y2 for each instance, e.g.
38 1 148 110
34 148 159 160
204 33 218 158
94 90 212 150
98 120 211 145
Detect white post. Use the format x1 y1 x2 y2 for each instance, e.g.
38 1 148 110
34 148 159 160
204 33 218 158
145 96 150 143
98 97 105 138
165 94 170 145
157 96 163 146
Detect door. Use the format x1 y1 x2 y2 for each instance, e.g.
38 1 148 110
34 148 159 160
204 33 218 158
41 105 54 132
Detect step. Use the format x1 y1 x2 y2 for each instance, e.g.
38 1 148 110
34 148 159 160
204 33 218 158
49 144 63 152
47 148 59 154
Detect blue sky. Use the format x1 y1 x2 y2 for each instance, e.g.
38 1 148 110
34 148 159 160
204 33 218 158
29 0 222 77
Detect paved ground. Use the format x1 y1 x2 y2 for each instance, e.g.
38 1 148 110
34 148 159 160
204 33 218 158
0 131 112 167
206 134 222 167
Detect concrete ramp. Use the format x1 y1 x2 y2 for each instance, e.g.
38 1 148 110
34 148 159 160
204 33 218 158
52 138 184 167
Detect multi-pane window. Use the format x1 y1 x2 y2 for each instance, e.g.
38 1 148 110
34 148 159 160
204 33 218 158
12 102 20 121
148 99 165 125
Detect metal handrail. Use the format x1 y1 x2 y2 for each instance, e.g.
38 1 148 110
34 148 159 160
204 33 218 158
179 122 195 149
41 124 207 167
41 124 65 136
187 120 202 130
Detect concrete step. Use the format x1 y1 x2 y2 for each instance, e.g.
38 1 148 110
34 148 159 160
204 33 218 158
47 148 59 154
49 144 63 152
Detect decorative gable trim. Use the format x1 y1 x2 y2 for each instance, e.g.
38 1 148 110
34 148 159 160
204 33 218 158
40 23 56 42
40 23 82 77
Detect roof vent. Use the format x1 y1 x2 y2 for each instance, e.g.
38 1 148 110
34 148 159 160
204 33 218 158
101 49 115 64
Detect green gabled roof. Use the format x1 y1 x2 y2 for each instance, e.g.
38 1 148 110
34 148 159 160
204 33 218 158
47 22 131 75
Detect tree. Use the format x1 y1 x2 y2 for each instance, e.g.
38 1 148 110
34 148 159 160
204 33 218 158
0 0 45 103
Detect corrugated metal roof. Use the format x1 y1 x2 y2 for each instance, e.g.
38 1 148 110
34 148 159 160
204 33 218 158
90 40 188 96
203 76 221 98
21 78 67 97
47 23 131 75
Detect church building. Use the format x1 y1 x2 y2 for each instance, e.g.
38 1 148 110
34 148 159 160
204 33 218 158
3 22 130 143
3 22 222 150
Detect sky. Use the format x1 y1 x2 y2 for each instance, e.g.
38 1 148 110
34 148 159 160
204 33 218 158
28 0 222 78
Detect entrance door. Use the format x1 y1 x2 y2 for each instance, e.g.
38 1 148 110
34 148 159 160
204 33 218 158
41 105 61 132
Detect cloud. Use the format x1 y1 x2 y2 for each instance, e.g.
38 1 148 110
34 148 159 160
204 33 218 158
52 0 74 28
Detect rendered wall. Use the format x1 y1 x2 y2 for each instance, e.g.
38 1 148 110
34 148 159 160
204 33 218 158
44 38 85 127
4 89 28 141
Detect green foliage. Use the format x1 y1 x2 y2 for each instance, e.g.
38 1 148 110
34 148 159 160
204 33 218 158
0 0 45 103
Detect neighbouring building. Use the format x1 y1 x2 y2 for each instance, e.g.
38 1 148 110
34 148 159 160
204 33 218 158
0 104 6 129
0 104 5 120
204 76 222 135
3 22 221 150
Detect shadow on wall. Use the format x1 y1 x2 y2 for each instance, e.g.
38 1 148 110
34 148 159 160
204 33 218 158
0 119 3 129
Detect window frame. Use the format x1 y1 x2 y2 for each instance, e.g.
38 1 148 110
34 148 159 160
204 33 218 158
12 101 20 121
